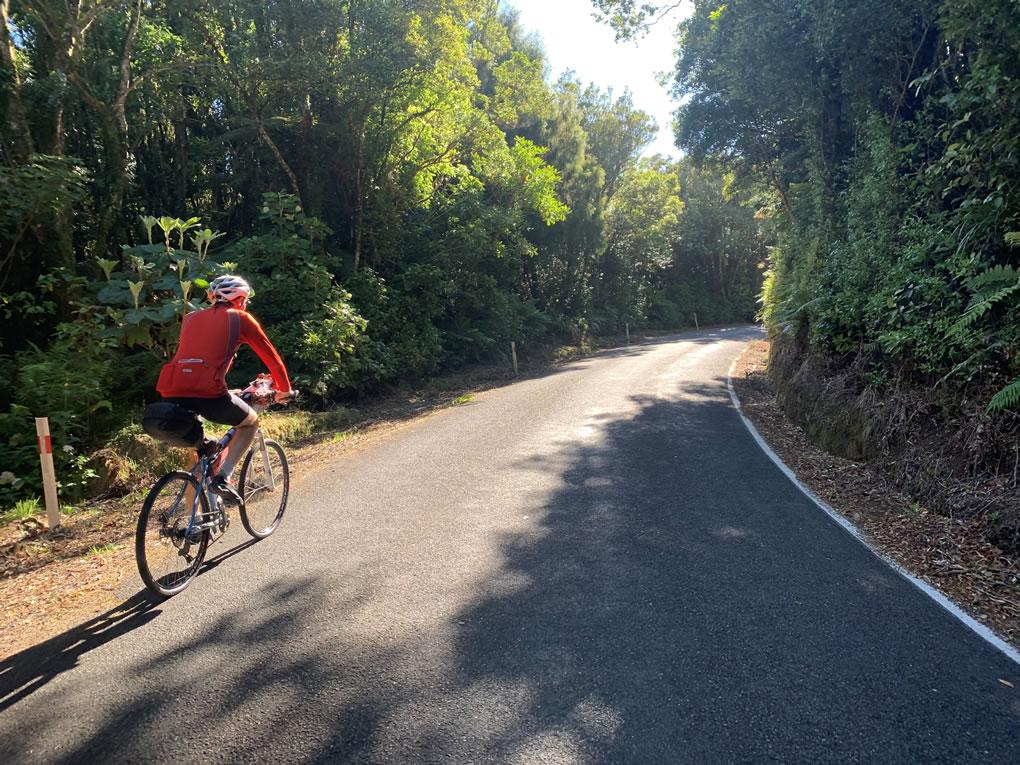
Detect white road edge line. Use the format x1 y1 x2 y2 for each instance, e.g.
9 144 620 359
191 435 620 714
726 356 1020 667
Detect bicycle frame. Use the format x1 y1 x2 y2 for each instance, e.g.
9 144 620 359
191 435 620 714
161 427 238 541
256 429 276 490
162 386 278 540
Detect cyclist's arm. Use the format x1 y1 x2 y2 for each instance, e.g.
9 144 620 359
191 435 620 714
238 311 292 393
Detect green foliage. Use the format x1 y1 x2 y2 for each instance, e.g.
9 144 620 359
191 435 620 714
299 290 369 401
0 156 87 240
988 378 1020 412
0 497 41 526
0 0 763 511
951 267 1020 334
0 341 114 505
508 138 570 226
665 0 1020 411
223 195 373 392
344 266 445 387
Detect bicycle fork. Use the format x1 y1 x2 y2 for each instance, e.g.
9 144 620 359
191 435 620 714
257 430 276 491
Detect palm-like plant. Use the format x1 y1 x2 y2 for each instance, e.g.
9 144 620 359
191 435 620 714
176 217 202 249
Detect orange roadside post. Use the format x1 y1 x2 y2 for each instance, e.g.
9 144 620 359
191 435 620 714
35 417 61 529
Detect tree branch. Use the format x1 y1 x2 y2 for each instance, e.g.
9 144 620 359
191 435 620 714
192 16 304 202
892 15 934 123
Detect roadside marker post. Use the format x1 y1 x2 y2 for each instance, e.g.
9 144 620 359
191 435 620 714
511 341 519 377
693 313 699 330
35 417 61 529
625 323 630 345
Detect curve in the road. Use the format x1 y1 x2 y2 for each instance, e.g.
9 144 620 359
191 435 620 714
726 358 1020 668
1 327 1018 764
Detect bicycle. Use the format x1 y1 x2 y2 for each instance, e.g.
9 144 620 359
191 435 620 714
135 376 293 598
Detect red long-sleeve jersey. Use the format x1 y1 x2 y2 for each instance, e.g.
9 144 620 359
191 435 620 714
156 303 291 398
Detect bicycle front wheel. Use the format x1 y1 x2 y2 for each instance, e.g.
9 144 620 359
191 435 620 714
238 438 289 539
136 471 210 598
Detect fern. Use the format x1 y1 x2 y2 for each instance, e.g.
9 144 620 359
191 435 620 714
948 267 1020 337
955 252 1020 412
966 264 1019 291
1005 231 1020 248
988 377 1020 412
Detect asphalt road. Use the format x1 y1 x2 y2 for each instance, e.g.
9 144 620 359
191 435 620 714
1 327 1018 764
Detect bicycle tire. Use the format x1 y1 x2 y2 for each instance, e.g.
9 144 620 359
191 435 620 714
136 470 210 598
238 439 289 539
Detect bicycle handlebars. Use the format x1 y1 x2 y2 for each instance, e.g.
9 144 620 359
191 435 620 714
236 374 299 407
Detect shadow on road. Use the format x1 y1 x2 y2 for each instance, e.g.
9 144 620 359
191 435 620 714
3 359 1010 762
3 574 391 763
0 592 163 714
0 536 261 717
421 382 1016 761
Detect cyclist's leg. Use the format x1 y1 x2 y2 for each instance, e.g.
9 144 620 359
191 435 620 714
158 400 206 516
188 393 257 482
166 393 256 482
183 450 199 513
215 408 258 479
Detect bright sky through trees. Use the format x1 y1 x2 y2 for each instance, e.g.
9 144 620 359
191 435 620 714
506 0 691 158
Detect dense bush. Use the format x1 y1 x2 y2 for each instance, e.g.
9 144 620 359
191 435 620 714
657 0 1020 411
0 1 763 512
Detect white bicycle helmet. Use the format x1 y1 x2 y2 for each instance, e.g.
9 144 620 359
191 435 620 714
207 274 251 306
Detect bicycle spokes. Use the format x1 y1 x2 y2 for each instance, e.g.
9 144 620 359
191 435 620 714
136 472 209 597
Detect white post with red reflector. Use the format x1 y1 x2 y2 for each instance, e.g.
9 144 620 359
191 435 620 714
35 417 61 529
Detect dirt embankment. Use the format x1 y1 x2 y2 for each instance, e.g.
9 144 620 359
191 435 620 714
767 333 1020 555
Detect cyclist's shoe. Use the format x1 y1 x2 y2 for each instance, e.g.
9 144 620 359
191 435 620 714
209 475 243 507
197 438 219 459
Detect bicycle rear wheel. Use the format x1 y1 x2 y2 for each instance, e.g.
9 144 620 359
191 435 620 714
238 438 289 539
136 471 210 598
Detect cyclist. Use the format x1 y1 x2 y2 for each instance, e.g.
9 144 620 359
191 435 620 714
154 274 292 505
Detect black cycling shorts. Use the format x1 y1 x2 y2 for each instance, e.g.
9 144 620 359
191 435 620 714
165 393 254 427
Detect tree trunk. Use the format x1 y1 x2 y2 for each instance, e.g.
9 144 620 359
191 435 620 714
196 14 303 207
77 0 142 258
173 99 189 210
256 118 303 202
0 0 35 161
770 171 796 223
353 126 366 272
93 115 129 259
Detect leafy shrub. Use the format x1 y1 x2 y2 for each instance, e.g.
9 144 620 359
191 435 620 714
0 213 231 504
299 289 369 402
93 215 227 354
344 267 444 391
0 342 113 504
222 194 374 397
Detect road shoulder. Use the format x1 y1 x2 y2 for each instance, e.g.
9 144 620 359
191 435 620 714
730 339 1020 656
